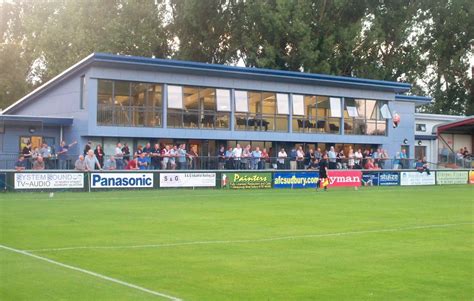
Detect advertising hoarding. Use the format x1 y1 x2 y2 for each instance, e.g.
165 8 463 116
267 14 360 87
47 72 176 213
14 173 84 189
400 171 436 186
222 172 272 189
378 172 400 186
91 173 153 189
328 170 362 187
361 172 379 186
470 170 474 184
273 172 319 188
160 173 216 188
436 171 468 185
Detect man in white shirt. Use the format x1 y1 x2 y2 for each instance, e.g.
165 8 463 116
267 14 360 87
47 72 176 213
277 148 287 169
232 144 243 169
114 142 124 170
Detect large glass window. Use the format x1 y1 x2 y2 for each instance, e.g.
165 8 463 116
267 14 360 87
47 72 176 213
97 79 162 127
216 89 231 111
235 91 288 132
345 98 388 135
292 95 341 134
167 85 230 129
292 94 305 116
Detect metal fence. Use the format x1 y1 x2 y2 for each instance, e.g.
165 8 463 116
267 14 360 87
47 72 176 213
1 153 456 171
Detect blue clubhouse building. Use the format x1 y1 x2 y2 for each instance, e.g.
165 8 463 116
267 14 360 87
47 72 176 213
0 53 430 162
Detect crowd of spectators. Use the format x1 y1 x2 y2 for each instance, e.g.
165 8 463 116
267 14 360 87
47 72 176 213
14 140 432 171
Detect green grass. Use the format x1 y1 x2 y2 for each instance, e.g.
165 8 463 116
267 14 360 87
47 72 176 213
1 186 473 300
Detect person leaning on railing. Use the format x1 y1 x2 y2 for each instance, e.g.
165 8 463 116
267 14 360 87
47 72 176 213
75 155 87 171
15 155 27 171
32 156 45 170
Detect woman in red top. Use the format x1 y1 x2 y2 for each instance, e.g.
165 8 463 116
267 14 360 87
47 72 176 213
125 158 139 170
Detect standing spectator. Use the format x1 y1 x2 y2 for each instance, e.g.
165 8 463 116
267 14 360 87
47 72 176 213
57 140 78 170
85 150 101 171
135 144 144 158
74 155 87 171
348 149 355 169
225 146 234 170
379 149 388 169
296 146 305 169
103 156 116 170
304 148 314 169
32 156 45 170
241 145 251 170
15 155 27 171
289 147 297 170
336 149 346 169
277 148 287 170
161 145 171 170
22 142 32 169
169 145 177 170
232 144 243 169
114 143 124 170
83 141 92 156
122 143 131 164
94 144 105 168
261 148 269 169
137 153 148 170
251 147 262 170
177 144 188 170
31 147 40 162
143 142 152 170
372 148 380 166
188 145 199 169
40 143 53 169
314 147 322 161
354 148 363 169
400 149 408 169
151 143 161 170
393 152 401 169
217 145 226 170
328 146 337 169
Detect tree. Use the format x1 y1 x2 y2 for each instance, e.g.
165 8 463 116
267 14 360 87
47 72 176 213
0 0 170 109
417 0 474 115
169 0 242 64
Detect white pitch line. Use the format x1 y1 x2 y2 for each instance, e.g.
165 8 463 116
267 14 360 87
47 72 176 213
26 222 473 253
0 244 182 301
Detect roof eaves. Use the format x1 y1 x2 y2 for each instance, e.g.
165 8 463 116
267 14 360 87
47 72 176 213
395 94 432 105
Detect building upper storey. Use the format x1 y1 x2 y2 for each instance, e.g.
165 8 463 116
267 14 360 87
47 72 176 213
1 53 431 144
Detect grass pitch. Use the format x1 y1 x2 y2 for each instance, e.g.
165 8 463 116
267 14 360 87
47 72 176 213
1 185 473 300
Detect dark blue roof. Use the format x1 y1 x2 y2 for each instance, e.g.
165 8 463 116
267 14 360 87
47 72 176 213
395 94 432 103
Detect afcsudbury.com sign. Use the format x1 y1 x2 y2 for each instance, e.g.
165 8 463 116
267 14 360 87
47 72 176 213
160 173 216 188
274 172 319 188
91 173 153 188
14 173 84 189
